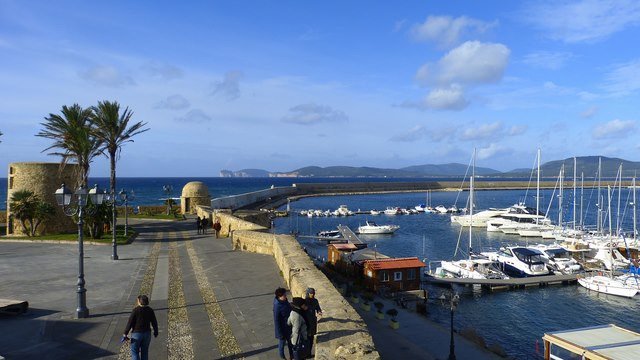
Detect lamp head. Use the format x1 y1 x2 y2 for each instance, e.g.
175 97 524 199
55 184 72 207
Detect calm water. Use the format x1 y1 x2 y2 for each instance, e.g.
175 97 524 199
273 189 640 360
3 177 639 358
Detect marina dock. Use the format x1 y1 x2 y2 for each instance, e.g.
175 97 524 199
337 225 367 248
424 273 578 291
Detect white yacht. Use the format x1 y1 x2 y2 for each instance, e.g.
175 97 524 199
437 257 508 280
527 245 582 274
384 206 401 215
357 221 400 234
482 246 550 277
451 208 508 227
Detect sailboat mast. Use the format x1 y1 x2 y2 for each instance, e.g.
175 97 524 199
616 164 622 236
468 148 475 259
536 148 541 224
634 176 637 240
573 157 577 231
559 164 564 227
597 157 602 235
608 185 613 277
580 172 584 228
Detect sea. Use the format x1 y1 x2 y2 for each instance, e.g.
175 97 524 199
2 177 640 359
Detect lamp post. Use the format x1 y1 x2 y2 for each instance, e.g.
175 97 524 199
439 291 460 360
119 189 134 236
104 188 133 259
55 183 104 319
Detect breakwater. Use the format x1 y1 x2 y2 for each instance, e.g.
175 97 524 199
213 179 623 211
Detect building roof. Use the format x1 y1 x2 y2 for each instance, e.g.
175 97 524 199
543 324 640 360
330 243 358 250
365 257 426 270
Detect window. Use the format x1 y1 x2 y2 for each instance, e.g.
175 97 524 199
394 271 402 281
407 268 416 280
367 270 373 278
380 270 389 282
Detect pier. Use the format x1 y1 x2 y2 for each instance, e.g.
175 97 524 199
424 273 578 291
337 225 367 248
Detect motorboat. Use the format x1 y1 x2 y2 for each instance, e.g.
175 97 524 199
357 221 400 234
384 206 402 215
370 209 380 215
451 208 508 227
437 257 508 280
317 230 341 238
333 205 353 216
527 245 582 274
482 246 550 277
434 205 448 214
486 203 550 233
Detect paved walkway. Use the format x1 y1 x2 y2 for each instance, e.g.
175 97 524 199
0 218 502 359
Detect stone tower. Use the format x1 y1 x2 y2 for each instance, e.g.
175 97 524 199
181 181 211 214
7 162 80 236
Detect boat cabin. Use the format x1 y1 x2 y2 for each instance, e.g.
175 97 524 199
543 324 640 359
363 257 426 291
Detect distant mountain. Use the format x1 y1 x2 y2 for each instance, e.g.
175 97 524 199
400 163 500 176
220 156 640 178
505 156 640 178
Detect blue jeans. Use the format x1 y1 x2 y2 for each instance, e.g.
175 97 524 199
278 336 293 359
130 331 152 360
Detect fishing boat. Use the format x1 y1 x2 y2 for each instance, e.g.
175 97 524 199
357 221 399 234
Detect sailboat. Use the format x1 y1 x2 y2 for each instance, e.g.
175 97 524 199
429 149 508 280
577 185 638 298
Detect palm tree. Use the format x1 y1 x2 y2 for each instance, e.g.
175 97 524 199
36 104 103 187
91 100 149 193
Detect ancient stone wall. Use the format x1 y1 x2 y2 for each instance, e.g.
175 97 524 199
7 162 80 236
197 205 380 359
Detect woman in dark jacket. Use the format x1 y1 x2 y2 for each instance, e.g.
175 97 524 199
273 287 293 359
123 295 158 360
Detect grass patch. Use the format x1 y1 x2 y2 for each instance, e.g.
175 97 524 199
2 225 136 244
128 213 184 220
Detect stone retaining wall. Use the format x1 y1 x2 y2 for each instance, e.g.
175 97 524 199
201 207 380 360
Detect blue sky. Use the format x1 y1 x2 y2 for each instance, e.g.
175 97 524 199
1 1 639 177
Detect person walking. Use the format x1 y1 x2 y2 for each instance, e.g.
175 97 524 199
288 297 309 360
196 216 202 234
273 287 293 359
305 288 322 357
123 295 159 360
213 219 222 238
201 216 208 234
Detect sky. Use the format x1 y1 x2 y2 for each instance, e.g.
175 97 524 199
1 1 640 177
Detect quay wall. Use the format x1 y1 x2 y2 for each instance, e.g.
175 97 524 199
211 186 297 210
200 207 380 360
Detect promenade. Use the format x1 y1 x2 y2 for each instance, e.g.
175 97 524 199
0 218 501 359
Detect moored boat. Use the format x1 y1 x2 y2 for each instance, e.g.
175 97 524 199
357 221 400 234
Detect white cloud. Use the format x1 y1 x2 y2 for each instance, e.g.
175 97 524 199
460 121 504 140
175 109 212 123
143 62 184 80
522 51 573 70
592 119 636 139
524 0 640 43
391 125 427 142
477 143 507 160
509 125 528 136
603 59 640 96
79 64 135 87
423 86 469 111
416 41 510 86
155 94 190 110
580 105 599 118
211 70 243 100
410 15 496 48
282 103 348 125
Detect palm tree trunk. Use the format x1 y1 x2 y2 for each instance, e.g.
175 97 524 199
110 150 117 193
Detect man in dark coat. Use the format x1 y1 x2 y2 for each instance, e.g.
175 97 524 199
273 287 293 359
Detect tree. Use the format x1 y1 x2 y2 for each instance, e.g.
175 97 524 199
9 190 56 236
91 100 149 193
36 104 103 187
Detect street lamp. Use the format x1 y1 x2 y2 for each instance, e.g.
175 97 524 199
104 188 133 260
55 183 104 318
439 291 460 360
119 189 134 236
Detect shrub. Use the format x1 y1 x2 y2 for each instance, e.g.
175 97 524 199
386 308 398 321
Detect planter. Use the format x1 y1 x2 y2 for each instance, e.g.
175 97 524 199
389 320 400 330
375 312 385 320
361 303 371 311
351 296 359 304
